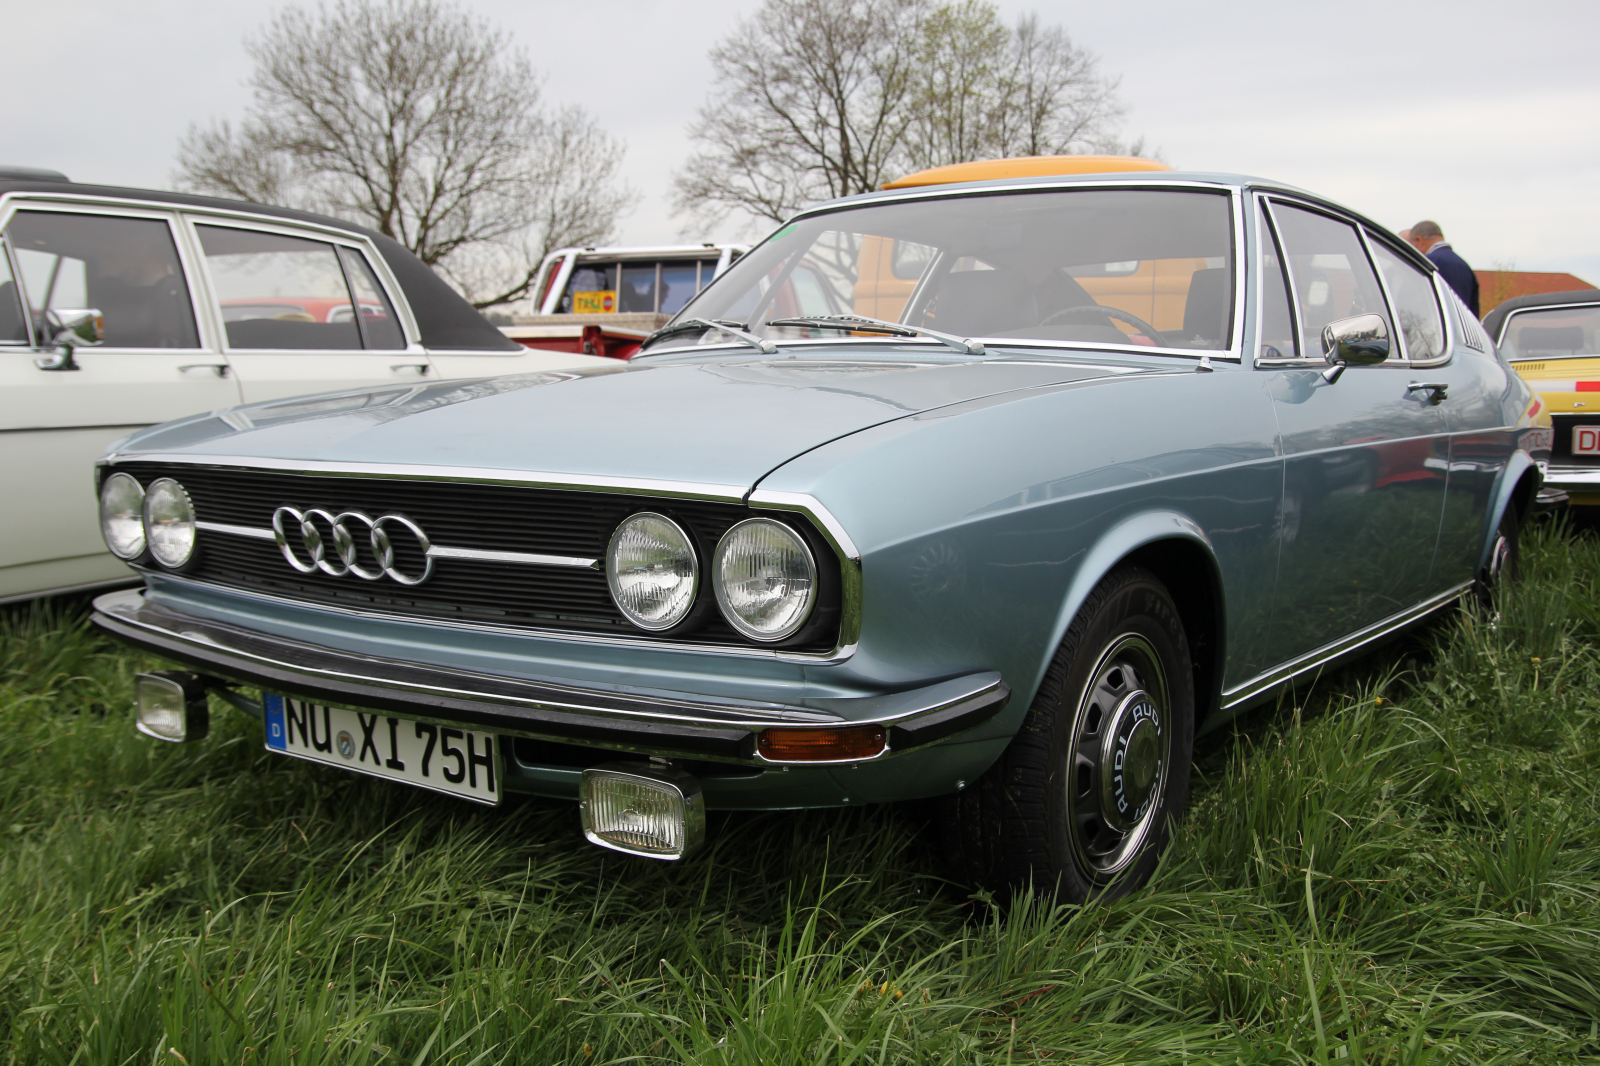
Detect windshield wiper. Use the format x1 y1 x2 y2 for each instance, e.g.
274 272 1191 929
642 317 776 354
764 314 985 355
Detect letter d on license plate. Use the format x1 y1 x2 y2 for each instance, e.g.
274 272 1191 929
263 695 500 805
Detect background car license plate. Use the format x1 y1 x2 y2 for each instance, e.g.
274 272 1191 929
263 695 500 805
1573 426 1600 456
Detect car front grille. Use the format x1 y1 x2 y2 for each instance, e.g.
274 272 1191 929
112 462 838 651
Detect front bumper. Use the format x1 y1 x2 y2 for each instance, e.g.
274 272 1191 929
92 589 1009 767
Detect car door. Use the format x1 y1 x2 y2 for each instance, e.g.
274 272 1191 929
0 205 241 600
188 220 435 404
1421 283 1516 588
1257 197 1450 664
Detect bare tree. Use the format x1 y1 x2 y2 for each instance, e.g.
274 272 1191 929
676 0 1133 230
175 0 633 308
674 0 926 228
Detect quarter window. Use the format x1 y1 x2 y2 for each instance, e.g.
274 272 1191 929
1367 237 1445 361
198 226 399 351
5 211 200 349
1269 203 1390 360
1257 210 1297 361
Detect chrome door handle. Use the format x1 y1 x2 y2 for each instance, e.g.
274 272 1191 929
390 363 430 375
178 363 231 378
1406 381 1448 402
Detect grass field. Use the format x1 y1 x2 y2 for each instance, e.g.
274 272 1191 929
2 524 1597 1065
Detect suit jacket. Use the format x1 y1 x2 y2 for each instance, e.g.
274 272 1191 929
1427 243 1479 317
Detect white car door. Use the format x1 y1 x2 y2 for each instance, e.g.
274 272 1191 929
187 220 438 404
0 205 241 601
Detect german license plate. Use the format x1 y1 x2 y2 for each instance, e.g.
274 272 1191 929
1573 426 1600 456
263 695 500 805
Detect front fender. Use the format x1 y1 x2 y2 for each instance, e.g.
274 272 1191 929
1035 510 1220 706
1483 446 1541 568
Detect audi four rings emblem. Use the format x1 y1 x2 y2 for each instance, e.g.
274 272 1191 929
271 506 434 586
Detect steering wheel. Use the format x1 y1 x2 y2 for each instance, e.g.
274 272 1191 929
1038 304 1164 343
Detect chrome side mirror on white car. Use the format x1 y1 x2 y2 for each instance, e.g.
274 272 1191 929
34 307 105 371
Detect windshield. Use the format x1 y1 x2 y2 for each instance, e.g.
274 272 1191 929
645 188 1234 355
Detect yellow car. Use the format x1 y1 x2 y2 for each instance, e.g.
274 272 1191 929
1484 289 1600 505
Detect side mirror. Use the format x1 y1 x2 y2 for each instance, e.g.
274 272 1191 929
34 307 105 371
1320 314 1389 383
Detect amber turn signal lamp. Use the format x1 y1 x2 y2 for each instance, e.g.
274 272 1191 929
757 725 886 762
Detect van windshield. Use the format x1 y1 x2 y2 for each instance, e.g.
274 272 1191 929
646 188 1234 354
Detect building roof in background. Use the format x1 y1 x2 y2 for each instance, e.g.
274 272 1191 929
882 155 1172 190
1477 271 1596 318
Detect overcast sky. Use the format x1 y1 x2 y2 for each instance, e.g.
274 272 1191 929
6 0 1597 283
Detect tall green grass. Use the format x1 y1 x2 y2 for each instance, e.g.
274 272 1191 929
2 524 1597 1064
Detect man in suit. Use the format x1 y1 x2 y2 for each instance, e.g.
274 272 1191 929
1407 220 1479 317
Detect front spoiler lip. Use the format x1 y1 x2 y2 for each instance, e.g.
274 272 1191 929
92 589 1008 766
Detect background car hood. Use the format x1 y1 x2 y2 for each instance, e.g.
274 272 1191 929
115 352 1149 490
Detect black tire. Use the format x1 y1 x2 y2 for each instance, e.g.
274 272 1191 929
1474 506 1521 607
942 566 1195 903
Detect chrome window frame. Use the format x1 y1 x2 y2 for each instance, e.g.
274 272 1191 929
649 179 1248 365
1360 225 1452 368
1254 194 1415 371
1251 193 1300 366
96 453 864 664
181 213 424 356
0 195 212 353
1494 301 1600 360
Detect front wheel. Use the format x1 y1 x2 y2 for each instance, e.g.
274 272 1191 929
942 566 1195 903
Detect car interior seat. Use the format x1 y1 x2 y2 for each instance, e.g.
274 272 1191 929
1181 267 1230 347
1515 325 1586 356
922 268 1038 337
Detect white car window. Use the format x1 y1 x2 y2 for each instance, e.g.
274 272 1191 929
198 225 361 351
0 241 28 344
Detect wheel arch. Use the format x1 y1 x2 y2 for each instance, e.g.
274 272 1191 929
1036 512 1226 732
1485 451 1540 570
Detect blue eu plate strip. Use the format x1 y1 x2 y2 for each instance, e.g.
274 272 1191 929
264 693 287 751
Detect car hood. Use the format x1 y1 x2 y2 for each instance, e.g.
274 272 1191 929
113 351 1154 491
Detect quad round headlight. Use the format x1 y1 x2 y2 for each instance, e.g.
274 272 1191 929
606 512 699 631
712 519 817 642
99 472 146 559
143 478 197 569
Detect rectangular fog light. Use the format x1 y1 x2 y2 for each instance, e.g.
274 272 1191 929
579 762 705 860
134 672 210 743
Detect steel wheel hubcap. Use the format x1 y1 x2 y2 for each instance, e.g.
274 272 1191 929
1066 634 1171 877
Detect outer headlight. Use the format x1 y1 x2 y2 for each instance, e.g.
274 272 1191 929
606 512 699 630
712 518 816 642
143 478 197 568
99 472 146 559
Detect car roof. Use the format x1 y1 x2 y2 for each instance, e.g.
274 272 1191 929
1482 287 1600 341
0 178 517 351
791 169 1439 276
882 155 1171 189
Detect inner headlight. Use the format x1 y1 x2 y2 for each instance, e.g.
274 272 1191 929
99 472 146 559
713 518 816 642
143 478 197 568
606 512 699 630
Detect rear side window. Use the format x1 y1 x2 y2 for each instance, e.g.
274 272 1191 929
1500 305 1600 360
198 226 402 351
1367 237 1445 361
5 211 199 349
1269 203 1390 359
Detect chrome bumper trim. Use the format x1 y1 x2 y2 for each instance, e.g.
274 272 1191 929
92 589 1007 765
1541 465 1600 490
